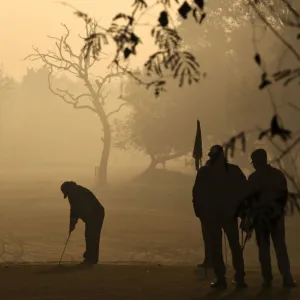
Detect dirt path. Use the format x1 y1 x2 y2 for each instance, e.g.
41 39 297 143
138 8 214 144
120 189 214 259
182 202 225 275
1 264 299 300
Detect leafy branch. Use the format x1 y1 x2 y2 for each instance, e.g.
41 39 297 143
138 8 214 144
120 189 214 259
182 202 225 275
59 0 206 97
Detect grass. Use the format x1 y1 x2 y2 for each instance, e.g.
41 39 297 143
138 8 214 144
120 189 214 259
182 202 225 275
0 169 299 299
0 264 299 300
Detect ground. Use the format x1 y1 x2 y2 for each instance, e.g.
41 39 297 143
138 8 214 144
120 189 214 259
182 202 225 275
1 264 299 300
0 168 299 299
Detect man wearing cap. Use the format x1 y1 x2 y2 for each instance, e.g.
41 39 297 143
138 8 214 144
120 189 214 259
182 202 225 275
193 145 247 289
247 149 296 288
61 181 105 264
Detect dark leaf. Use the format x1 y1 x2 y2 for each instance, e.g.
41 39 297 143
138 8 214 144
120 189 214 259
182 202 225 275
74 11 92 23
229 137 236 158
238 132 246 152
297 33 300 39
254 53 261 66
124 48 132 59
258 129 270 140
130 33 140 44
224 138 236 158
158 11 169 27
199 13 206 24
178 1 192 19
179 70 185 87
155 88 160 98
270 115 292 141
132 0 148 10
192 8 199 23
270 115 281 136
259 79 272 89
194 0 204 10
173 62 183 78
278 129 292 141
158 0 177 6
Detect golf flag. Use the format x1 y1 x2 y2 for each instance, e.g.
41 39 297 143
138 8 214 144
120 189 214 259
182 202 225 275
192 119 203 171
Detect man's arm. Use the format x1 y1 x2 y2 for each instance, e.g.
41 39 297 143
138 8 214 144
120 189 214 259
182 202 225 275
274 170 289 209
230 165 248 216
192 167 208 202
246 172 262 199
69 206 79 233
192 167 209 218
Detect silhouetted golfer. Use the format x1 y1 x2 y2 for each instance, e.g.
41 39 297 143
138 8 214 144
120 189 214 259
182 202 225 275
193 145 247 289
61 181 105 264
247 149 296 288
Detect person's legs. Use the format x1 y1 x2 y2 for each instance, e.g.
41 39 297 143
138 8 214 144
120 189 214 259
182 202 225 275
255 224 272 285
84 212 105 263
203 219 227 288
270 217 296 287
222 218 246 287
200 218 212 267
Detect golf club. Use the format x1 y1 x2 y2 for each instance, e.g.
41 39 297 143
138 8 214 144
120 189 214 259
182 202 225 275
58 233 71 265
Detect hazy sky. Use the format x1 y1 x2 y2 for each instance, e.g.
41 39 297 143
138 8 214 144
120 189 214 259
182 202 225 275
0 0 166 81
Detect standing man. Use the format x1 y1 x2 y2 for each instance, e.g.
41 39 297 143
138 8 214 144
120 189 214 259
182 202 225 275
247 149 296 288
193 120 213 270
193 145 247 289
61 181 105 265
193 159 213 270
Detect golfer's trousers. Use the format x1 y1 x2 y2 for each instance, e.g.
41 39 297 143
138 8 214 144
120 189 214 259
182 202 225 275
83 209 105 263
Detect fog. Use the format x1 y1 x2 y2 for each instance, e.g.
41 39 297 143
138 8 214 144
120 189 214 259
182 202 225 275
0 0 299 266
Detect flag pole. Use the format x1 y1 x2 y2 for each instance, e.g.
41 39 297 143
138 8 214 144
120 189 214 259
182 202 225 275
193 119 203 171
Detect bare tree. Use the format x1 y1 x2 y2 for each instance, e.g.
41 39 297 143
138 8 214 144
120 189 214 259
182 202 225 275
25 22 129 187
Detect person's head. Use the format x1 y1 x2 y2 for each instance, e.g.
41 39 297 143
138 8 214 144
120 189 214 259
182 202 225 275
60 181 77 199
208 144 225 165
250 149 268 170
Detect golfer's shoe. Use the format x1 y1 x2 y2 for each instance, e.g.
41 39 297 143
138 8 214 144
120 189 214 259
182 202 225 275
283 278 297 288
210 279 227 289
231 279 248 289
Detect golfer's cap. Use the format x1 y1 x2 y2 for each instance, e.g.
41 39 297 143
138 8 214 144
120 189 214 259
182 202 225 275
61 181 76 199
208 145 224 157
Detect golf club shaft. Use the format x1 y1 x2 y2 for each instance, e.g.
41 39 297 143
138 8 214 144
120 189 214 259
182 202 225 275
59 234 70 265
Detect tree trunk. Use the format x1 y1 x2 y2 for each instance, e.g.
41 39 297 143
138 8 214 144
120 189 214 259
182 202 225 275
144 158 159 173
142 151 186 174
94 105 111 187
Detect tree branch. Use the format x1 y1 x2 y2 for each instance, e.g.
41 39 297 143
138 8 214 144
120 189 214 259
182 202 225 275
47 68 96 113
288 101 300 114
107 103 127 117
24 24 94 78
95 71 127 98
258 125 300 193
157 151 187 162
249 0 300 62
270 134 300 164
281 0 300 21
